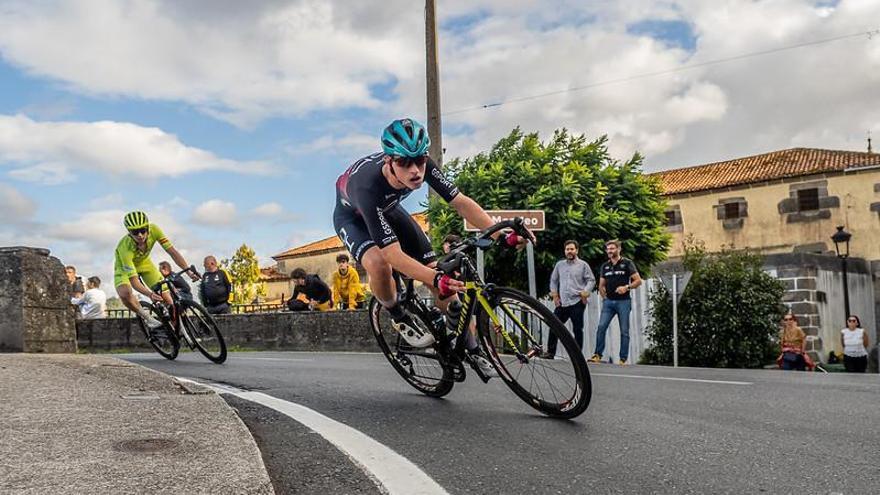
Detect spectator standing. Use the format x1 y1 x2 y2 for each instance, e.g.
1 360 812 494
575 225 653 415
542 240 595 359
592 240 642 365
199 255 233 314
157 261 193 300
332 254 365 310
841 315 869 373
66 265 85 298
71 276 107 319
288 268 333 311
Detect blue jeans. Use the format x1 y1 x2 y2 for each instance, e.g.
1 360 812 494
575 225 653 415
594 298 632 361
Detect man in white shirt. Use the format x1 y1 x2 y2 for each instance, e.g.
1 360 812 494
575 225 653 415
71 276 107 319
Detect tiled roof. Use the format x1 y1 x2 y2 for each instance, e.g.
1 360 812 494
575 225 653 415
273 212 429 259
651 148 880 196
259 266 290 281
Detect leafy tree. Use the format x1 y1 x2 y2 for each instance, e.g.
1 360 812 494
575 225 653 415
427 128 670 295
223 244 261 304
641 238 785 368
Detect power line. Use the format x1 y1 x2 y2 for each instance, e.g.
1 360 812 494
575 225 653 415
443 28 880 117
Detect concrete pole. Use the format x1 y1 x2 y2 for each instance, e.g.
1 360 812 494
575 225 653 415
425 0 443 170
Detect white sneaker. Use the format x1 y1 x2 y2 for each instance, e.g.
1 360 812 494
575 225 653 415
141 313 163 330
467 351 499 378
391 316 435 348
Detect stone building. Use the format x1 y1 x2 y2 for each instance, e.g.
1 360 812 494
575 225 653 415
259 266 293 304
272 212 429 285
653 147 880 362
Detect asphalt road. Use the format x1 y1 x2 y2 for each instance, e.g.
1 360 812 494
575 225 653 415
122 351 880 494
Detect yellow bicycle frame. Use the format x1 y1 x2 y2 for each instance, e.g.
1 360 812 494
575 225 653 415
452 282 540 354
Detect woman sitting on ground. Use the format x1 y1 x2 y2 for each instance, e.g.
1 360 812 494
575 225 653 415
777 313 814 371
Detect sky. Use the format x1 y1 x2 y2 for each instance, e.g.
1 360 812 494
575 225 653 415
1 0 878 297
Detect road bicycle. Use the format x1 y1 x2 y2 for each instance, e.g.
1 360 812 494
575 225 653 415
136 265 228 364
369 218 592 419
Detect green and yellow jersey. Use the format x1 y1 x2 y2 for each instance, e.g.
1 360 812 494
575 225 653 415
113 223 173 288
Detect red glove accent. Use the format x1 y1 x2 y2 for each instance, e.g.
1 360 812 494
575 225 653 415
503 232 521 248
434 272 456 299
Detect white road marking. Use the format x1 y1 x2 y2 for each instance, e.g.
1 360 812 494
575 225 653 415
592 373 752 386
177 377 448 495
227 357 315 362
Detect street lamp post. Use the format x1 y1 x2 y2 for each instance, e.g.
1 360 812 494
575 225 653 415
831 226 852 318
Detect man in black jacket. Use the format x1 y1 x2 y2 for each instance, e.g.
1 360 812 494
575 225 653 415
157 261 193 300
199 255 233 314
288 268 333 311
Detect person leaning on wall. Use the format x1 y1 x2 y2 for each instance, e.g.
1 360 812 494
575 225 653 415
841 315 869 373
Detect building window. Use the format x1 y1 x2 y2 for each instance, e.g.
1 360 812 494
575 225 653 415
724 202 741 219
797 188 820 212
664 205 683 232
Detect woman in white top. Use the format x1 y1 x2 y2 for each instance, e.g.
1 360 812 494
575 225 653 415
840 315 869 373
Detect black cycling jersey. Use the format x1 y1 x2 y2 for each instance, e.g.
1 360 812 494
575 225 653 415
334 152 458 250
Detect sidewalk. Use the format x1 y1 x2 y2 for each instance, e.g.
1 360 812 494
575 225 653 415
0 354 274 494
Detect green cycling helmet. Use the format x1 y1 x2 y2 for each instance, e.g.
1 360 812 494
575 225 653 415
381 118 430 158
123 211 149 230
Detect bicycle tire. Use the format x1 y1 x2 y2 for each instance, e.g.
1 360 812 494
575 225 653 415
179 299 227 364
476 287 592 418
137 301 180 360
368 297 454 398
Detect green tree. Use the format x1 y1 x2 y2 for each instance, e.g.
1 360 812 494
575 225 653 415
427 128 670 294
641 238 786 368
224 244 261 304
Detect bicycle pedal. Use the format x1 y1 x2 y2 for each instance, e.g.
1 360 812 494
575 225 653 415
451 361 466 382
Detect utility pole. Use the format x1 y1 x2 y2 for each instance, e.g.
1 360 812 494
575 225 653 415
425 0 443 170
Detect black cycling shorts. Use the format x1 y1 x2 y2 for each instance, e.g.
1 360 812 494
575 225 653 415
334 205 437 265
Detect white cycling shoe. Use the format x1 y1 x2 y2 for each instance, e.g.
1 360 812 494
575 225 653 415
140 313 163 330
467 349 499 378
391 316 436 348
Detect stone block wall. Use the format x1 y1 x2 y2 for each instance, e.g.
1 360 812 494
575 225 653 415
76 309 376 352
0 246 77 353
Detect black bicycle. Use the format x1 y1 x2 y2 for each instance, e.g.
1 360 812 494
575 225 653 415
369 218 592 419
136 265 228 364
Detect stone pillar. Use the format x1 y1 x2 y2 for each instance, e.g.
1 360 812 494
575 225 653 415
778 263 823 363
0 246 77 353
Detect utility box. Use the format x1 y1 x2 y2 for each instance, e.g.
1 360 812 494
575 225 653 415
0 246 77 353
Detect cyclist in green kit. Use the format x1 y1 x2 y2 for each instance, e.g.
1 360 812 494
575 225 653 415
113 211 199 329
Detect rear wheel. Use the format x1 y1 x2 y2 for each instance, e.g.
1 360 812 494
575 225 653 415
179 300 227 364
476 287 592 419
137 301 179 360
369 297 454 398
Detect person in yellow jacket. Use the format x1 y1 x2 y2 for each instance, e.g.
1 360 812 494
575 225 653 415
332 254 366 310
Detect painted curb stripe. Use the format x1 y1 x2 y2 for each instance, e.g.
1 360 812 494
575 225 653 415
177 378 448 495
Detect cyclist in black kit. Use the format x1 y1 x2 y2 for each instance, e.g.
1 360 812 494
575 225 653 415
333 118 533 372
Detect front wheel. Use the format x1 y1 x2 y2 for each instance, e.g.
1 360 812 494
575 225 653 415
477 287 592 419
368 297 454 398
179 300 227 364
137 301 180 360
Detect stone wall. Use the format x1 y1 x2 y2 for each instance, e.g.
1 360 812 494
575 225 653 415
0 246 77 353
76 309 375 352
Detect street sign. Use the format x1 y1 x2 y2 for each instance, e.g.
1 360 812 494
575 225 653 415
464 210 545 232
657 272 692 304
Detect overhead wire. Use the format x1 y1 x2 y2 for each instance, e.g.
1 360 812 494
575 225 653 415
442 28 880 117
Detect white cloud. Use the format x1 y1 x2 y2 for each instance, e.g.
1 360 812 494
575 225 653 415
0 114 275 184
0 182 37 221
192 199 238 226
0 0 424 127
252 202 284 217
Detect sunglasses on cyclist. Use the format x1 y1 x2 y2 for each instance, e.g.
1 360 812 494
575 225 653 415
128 227 149 236
392 155 428 167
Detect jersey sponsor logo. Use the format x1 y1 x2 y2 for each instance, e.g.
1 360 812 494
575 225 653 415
376 207 393 237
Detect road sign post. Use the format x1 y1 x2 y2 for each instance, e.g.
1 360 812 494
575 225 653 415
656 267 692 368
464 210 545 298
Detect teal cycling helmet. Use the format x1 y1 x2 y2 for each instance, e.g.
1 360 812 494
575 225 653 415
381 118 430 158
123 211 149 230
